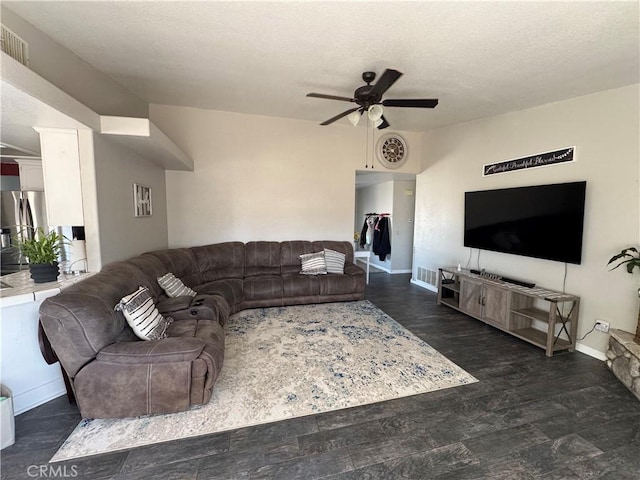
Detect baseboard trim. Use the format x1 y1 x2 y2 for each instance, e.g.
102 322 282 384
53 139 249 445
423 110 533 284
410 278 438 293
575 343 607 361
13 379 67 415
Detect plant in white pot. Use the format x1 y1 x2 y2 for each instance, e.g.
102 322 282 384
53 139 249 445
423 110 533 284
17 227 66 283
608 247 640 342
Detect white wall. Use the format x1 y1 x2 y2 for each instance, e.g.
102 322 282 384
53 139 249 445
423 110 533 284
92 134 168 265
1 6 147 117
414 84 640 357
149 105 422 247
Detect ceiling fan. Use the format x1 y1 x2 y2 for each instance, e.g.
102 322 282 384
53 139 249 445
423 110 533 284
306 69 438 129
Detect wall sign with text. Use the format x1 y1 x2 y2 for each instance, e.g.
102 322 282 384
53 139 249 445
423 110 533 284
483 147 575 176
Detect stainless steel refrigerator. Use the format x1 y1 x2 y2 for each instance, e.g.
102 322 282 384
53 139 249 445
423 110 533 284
1 191 48 275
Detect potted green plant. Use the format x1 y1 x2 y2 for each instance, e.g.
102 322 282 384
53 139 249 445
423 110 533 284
608 247 640 342
17 227 66 283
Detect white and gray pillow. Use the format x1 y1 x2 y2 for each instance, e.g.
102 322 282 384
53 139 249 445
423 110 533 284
299 251 327 275
324 248 346 274
115 286 173 341
157 272 197 298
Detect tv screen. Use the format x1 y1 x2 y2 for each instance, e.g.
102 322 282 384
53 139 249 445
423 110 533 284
464 181 586 264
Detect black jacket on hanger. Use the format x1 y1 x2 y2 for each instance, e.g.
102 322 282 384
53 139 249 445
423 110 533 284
373 216 391 261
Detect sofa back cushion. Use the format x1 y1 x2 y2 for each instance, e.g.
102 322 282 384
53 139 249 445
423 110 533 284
312 241 354 263
127 253 169 299
280 241 315 275
76 262 152 307
192 242 245 282
245 241 281 277
146 248 203 288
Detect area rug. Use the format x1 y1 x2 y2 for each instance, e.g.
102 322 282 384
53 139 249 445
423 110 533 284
51 300 477 462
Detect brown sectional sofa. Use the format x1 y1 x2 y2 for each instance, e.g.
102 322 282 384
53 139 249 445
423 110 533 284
39 240 364 419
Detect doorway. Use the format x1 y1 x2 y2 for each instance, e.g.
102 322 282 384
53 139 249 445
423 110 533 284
354 171 416 275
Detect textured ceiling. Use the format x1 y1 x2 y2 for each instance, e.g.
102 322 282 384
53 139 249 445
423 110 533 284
4 1 640 132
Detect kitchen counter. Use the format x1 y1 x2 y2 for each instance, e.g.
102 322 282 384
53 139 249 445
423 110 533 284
0 270 94 308
0 269 94 414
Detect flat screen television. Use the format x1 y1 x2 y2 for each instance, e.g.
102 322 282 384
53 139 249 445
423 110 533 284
464 181 586 264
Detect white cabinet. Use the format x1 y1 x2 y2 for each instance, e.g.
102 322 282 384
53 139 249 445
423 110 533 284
16 159 44 191
0 289 65 414
34 128 84 226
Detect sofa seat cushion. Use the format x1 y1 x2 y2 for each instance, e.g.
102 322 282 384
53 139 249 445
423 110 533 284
244 275 283 300
195 278 243 307
282 273 320 297
317 273 361 296
97 338 205 365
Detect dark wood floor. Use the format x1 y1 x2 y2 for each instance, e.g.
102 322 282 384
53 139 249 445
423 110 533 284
2 273 639 479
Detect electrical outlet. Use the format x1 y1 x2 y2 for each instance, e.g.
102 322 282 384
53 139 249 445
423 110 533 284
595 320 610 333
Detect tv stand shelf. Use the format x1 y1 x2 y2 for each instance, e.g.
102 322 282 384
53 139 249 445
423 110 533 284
437 268 580 357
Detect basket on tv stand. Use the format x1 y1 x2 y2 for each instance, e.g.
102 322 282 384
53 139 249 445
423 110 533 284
437 267 580 357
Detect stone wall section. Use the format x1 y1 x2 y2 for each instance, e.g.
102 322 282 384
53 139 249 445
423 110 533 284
606 329 640 401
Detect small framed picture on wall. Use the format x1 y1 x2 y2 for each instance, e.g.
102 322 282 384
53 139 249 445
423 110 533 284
133 183 152 217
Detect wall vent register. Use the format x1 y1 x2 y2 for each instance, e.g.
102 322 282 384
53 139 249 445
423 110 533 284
1 25 29 66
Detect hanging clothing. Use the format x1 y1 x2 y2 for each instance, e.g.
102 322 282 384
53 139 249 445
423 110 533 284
366 215 376 245
373 216 391 261
359 219 368 248
359 214 377 248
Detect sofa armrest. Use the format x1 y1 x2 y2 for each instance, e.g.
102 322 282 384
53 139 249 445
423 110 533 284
97 338 205 365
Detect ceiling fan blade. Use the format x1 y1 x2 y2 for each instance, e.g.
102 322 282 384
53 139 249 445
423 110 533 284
320 107 361 126
307 93 355 102
382 98 439 108
377 116 390 130
368 69 403 98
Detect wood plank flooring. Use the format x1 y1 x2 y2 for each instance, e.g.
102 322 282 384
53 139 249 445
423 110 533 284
2 273 638 479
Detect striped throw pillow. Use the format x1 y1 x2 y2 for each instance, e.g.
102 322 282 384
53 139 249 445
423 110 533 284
157 273 197 298
324 248 346 274
299 251 327 275
115 286 173 340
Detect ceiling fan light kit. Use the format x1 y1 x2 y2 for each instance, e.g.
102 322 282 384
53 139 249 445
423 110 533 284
347 110 362 126
306 69 438 130
368 104 384 122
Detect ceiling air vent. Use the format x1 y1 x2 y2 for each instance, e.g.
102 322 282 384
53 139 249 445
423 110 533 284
1 24 29 66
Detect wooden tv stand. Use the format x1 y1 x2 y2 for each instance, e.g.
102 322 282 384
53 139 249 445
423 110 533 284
437 267 580 357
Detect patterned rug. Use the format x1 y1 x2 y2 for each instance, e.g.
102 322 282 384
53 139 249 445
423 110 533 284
51 300 477 462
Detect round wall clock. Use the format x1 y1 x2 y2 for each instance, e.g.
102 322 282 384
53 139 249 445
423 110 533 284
376 133 408 169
